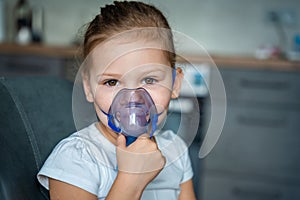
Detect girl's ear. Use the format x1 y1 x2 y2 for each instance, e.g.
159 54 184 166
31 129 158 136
82 72 94 103
171 68 183 99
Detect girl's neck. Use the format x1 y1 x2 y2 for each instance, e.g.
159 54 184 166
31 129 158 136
96 122 119 146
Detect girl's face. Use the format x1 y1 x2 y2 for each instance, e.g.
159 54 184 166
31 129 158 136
83 40 183 136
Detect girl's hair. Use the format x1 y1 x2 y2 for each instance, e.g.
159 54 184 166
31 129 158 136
83 1 175 68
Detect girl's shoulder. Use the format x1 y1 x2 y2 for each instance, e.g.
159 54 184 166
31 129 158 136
155 129 190 165
155 129 188 150
50 123 117 166
37 123 116 195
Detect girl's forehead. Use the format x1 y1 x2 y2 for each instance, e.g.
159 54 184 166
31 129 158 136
88 40 170 74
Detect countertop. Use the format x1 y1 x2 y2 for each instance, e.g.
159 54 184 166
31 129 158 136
0 43 299 71
177 54 300 72
0 43 79 58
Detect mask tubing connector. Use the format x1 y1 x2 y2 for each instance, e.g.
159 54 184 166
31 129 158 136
126 136 137 146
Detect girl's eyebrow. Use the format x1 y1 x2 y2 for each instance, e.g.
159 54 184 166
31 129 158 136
96 73 122 78
96 66 169 78
138 66 170 74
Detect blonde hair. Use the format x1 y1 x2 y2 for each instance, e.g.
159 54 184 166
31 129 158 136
82 1 175 68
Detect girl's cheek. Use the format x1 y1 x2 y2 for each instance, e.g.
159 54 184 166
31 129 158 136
94 102 110 127
94 86 114 108
151 87 172 105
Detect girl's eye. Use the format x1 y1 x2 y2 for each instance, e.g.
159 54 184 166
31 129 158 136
143 77 157 84
104 79 119 87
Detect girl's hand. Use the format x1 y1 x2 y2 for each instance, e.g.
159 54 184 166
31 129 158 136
106 134 165 199
116 134 165 190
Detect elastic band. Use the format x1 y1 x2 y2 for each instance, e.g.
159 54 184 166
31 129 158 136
172 68 176 87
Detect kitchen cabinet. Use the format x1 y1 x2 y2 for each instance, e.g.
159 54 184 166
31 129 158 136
202 175 300 200
200 66 300 200
0 54 64 76
0 43 78 80
211 68 300 106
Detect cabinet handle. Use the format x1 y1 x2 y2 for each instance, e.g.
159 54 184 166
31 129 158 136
240 78 290 91
232 187 282 200
237 115 287 128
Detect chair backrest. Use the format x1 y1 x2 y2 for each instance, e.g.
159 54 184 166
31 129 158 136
0 77 76 200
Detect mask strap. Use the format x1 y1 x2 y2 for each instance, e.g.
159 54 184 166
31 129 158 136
100 108 122 133
150 114 159 138
172 68 176 87
149 109 165 138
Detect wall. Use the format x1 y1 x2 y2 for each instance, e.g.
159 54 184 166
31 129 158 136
3 0 300 56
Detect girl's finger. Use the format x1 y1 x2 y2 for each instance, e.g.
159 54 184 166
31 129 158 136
117 134 126 149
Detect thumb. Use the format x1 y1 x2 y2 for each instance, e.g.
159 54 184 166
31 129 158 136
117 134 126 149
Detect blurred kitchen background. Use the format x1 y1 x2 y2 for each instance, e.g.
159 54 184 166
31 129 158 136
1 0 300 55
1 0 300 200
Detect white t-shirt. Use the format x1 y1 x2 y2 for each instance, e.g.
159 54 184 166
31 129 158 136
37 123 193 200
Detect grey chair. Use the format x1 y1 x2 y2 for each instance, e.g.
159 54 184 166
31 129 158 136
0 76 76 200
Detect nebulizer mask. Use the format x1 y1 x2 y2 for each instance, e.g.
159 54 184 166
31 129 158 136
97 69 176 146
100 87 160 146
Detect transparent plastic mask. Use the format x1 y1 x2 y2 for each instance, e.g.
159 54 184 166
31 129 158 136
101 87 159 138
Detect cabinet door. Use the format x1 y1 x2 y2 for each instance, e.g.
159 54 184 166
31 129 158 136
202 104 300 181
0 54 64 76
200 175 300 200
209 68 300 106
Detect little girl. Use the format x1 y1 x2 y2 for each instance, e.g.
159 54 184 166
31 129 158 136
37 1 196 199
